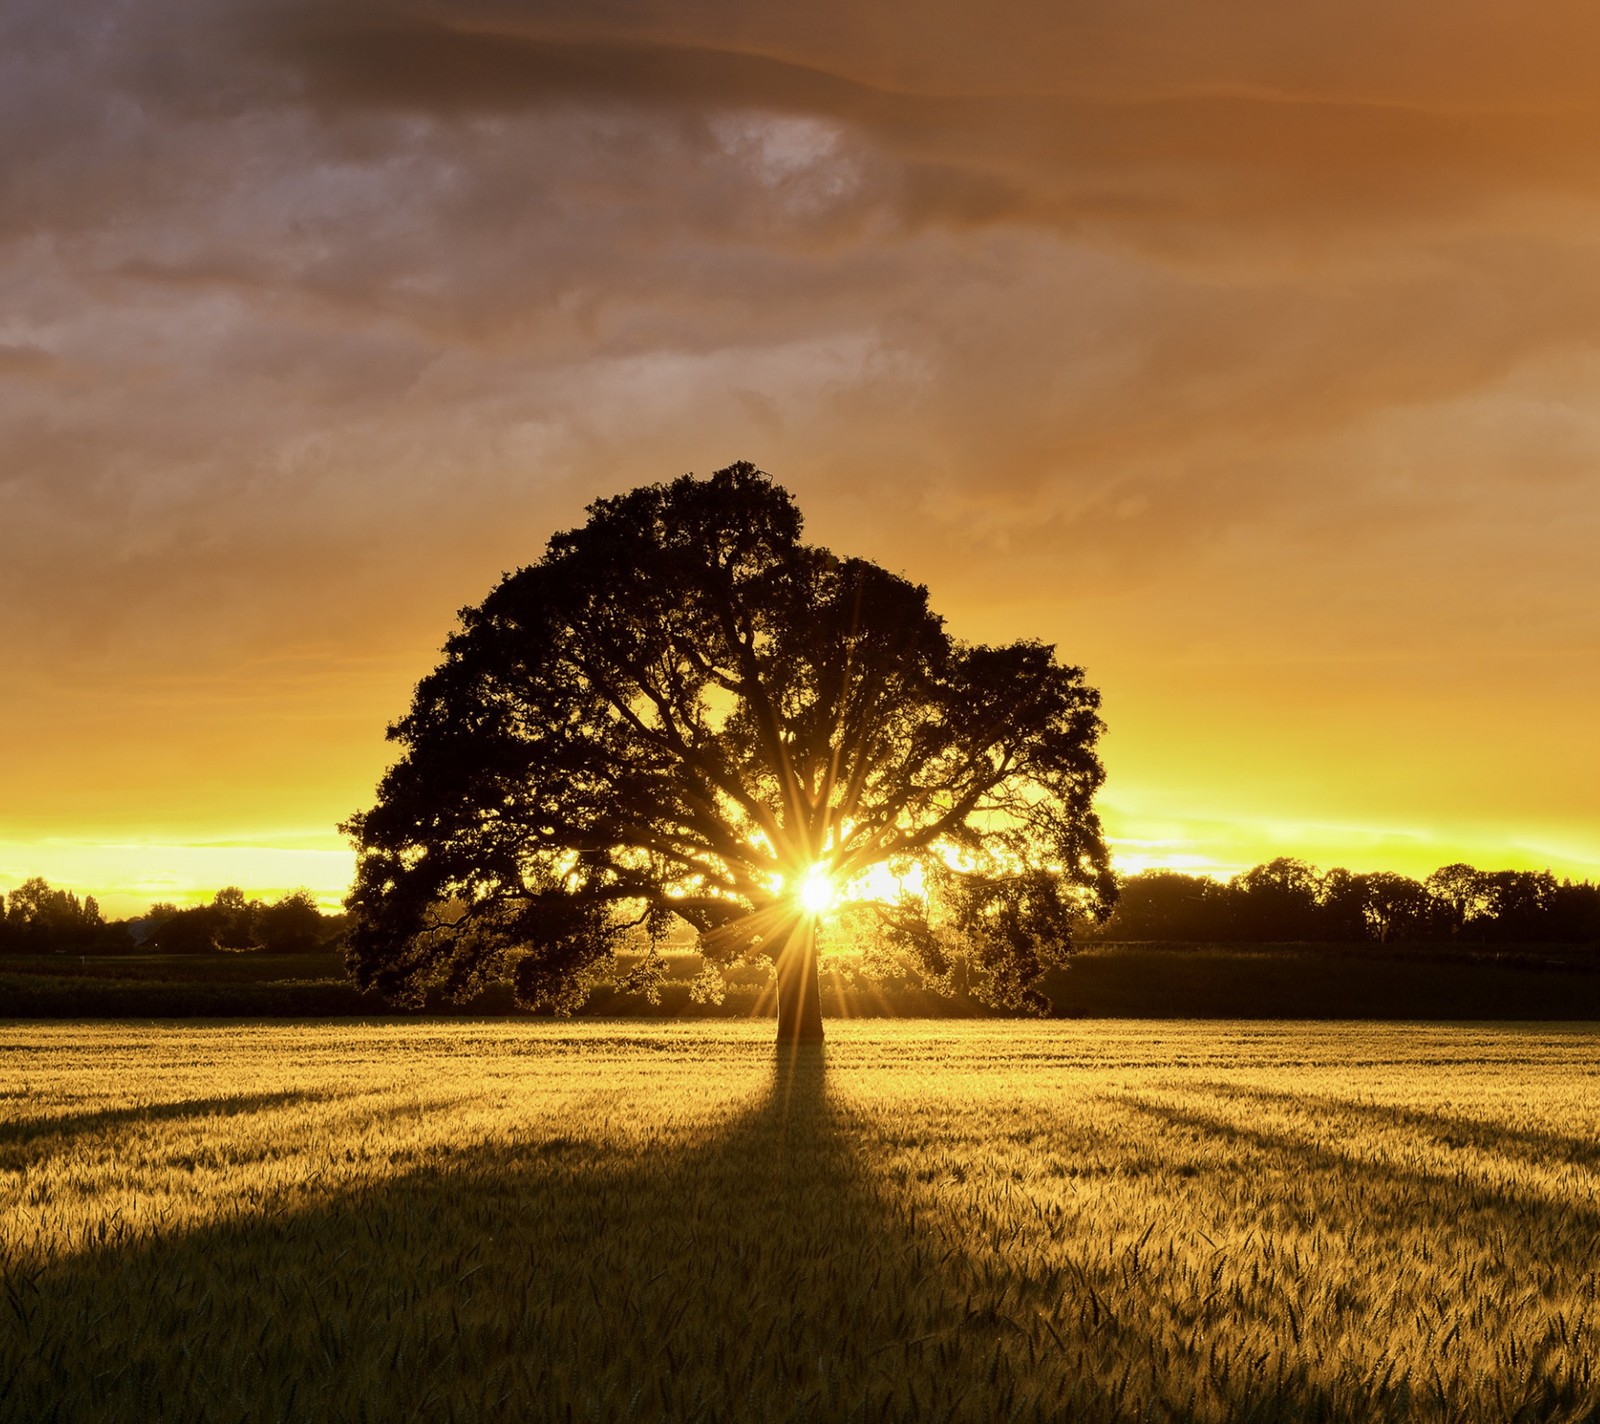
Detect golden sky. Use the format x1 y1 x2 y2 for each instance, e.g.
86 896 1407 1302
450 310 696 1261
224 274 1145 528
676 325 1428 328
4 0 1599 915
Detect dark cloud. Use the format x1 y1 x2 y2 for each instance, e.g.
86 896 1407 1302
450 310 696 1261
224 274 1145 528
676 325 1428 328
253 3 1600 230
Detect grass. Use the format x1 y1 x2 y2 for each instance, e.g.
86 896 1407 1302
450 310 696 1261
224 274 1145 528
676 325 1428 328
2 1021 1599 1421
9 943 1600 1019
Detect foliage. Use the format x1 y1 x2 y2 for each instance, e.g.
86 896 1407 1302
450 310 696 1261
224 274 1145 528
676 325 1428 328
253 889 327 953
0 879 344 957
0 877 125 954
1097 856 1600 946
344 463 1115 1019
687 961 728 1007
143 887 341 954
4 1021 1600 1421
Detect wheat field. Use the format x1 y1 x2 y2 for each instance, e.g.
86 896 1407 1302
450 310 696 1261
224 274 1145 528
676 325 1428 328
2 1020 1598 1422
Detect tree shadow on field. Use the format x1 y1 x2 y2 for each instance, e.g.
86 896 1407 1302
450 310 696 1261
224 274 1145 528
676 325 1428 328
12 1057 1598 1424
1181 1078 1600 1172
1120 1091 1600 1250
0 1049 1017 1424
0 1090 336 1171
1115 1093 1600 1400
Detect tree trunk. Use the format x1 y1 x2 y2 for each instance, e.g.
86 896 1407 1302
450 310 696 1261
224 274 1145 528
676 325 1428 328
775 921 824 1043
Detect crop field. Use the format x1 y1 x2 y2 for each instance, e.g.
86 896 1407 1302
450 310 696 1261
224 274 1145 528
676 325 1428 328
11 946 1600 1021
3 1021 1599 1422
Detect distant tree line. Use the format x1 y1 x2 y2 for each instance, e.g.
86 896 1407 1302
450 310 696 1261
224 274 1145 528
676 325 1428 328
1095 859 1600 946
5 860 1597 957
0 879 346 955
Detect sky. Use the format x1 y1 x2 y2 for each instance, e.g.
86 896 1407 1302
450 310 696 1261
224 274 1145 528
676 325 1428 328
4 0 1599 916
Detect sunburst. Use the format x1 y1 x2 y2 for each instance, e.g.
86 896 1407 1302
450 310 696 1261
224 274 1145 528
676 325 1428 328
795 863 837 917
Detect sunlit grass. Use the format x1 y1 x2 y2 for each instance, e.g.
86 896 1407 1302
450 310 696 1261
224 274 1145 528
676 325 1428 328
3 1021 1599 1420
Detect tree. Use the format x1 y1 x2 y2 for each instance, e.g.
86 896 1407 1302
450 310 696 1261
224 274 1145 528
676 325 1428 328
1314 867 1369 942
1 876 105 952
144 901 225 954
1477 870 1559 944
210 887 258 950
257 889 327 953
1229 858 1323 941
144 887 256 953
344 463 1115 1040
1355 872 1432 944
1425 863 1490 940
1095 870 1230 941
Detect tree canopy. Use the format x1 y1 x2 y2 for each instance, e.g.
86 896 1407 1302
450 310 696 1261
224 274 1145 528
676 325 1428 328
144 887 331 954
1096 858 1600 947
344 463 1115 1038
0 879 341 956
0 877 109 952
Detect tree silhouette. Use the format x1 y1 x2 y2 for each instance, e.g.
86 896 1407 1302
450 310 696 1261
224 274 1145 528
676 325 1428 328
344 463 1114 1039
0 876 110 952
256 889 328 954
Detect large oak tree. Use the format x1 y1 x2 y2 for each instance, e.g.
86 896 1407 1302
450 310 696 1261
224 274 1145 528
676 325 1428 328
344 463 1114 1040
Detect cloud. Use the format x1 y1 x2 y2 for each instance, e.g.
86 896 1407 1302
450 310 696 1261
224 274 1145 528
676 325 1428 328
2 0 1598 885
249 2 1600 237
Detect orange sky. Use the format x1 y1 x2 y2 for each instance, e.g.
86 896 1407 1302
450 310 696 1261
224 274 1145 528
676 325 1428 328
4 0 1599 916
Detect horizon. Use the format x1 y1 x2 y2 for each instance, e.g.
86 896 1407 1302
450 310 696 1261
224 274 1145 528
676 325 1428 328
4 831 1594 923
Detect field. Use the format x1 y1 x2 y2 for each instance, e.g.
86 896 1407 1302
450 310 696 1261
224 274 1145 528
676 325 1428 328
8 942 1600 1019
3 1022 1599 1422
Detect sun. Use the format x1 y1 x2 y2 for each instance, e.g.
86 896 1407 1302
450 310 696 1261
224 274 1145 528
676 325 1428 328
795 863 837 917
